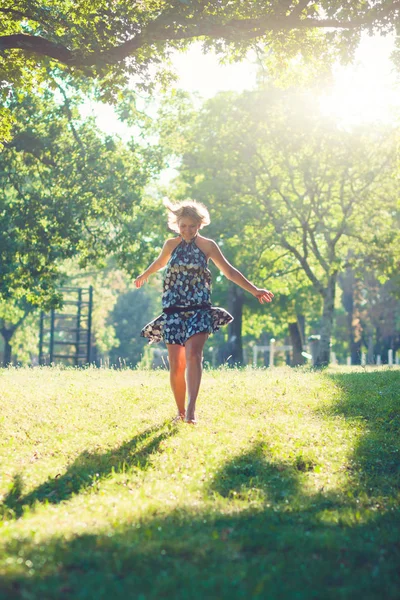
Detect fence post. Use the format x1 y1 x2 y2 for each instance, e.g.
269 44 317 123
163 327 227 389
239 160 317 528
49 308 55 364
388 349 393 366
361 352 366 366
253 346 258 368
367 336 374 365
87 285 93 364
346 356 351 366
39 311 44 365
376 355 382 365
307 335 320 367
269 339 275 368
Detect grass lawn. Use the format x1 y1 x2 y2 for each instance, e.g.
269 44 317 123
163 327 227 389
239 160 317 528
0 365 399 600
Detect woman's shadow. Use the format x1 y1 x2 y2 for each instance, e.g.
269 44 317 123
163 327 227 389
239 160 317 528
1 421 176 520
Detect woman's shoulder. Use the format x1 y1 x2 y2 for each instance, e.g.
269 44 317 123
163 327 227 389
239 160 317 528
159 237 181 259
164 236 182 249
197 235 215 243
196 235 217 259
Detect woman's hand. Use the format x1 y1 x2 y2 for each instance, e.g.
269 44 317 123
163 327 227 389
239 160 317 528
253 288 274 304
135 274 148 288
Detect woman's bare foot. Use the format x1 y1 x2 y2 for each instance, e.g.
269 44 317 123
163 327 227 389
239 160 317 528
172 413 185 423
185 410 197 424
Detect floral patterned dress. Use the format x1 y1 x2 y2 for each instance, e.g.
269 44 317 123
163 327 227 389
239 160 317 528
141 237 233 345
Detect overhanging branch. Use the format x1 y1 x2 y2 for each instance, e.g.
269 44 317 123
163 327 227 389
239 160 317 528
0 33 75 64
0 12 376 69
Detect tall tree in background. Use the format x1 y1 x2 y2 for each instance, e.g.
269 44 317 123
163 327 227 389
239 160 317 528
0 297 34 366
157 87 398 366
2 1 400 141
0 87 166 363
339 267 400 364
0 88 162 307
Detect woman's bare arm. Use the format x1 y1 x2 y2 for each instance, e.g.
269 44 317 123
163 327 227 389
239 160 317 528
135 239 177 288
208 240 274 304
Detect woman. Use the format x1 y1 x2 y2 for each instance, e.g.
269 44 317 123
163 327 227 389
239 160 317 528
135 199 273 424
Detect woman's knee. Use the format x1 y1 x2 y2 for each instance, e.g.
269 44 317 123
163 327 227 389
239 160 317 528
169 355 186 374
185 347 203 364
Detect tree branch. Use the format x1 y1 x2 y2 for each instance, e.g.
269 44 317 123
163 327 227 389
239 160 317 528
0 7 44 23
270 265 302 278
290 1 313 19
280 237 324 294
249 179 324 294
307 226 330 272
0 34 76 64
53 81 86 160
0 11 377 69
4 133 57 167
254 151 305 227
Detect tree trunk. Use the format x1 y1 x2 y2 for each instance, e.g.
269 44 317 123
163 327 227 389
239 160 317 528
1 329 14 367
315 273 337 367
1 308 32 367
339 269 363 365
297 314 305 346
350 338 362 365
366 335 374 364
288 321 305 366
227 283 244 366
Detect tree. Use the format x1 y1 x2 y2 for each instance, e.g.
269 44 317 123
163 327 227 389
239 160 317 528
0 297 34 366
339 267 400 364
157 86 398 366
0 87 162 307
0 85 167 363
2 1 400 141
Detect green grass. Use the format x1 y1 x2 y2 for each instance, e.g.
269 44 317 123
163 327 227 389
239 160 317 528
0 365 399 600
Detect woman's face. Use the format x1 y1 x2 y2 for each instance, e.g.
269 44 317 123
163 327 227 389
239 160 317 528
178 217 200 241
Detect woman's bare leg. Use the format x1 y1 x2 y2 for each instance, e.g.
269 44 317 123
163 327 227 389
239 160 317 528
184 332 208 422
167 344 187 418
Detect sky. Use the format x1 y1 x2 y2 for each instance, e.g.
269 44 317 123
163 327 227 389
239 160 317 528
82 32 400 135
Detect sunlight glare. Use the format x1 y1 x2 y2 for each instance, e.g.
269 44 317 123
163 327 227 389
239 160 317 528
319 33 399 126
171 43 257 98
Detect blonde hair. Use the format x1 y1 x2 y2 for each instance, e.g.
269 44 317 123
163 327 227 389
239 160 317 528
163 198 210 233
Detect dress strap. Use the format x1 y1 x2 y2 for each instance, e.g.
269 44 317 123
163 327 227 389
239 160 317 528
180 234 198 244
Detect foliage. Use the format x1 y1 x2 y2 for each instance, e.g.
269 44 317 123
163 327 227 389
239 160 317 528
0 87 163 308
2 1 400 141
0 297 36 365
3 309 39 365
0 366 399 598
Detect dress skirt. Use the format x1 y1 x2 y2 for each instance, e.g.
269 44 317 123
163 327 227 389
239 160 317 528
141 306 233 346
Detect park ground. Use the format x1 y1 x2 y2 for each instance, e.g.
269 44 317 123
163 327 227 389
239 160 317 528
0 365 399 600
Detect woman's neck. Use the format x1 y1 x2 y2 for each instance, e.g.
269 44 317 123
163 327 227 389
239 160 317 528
181 233 198 243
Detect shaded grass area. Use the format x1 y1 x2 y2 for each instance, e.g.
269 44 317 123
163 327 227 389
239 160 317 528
2 423 173 519
0 366 399 599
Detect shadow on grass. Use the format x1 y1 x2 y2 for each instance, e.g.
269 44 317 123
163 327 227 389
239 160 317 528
1 420 176 520
321 370 400 497
208 441 302 505
1 371 400 599
1 457 399 600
